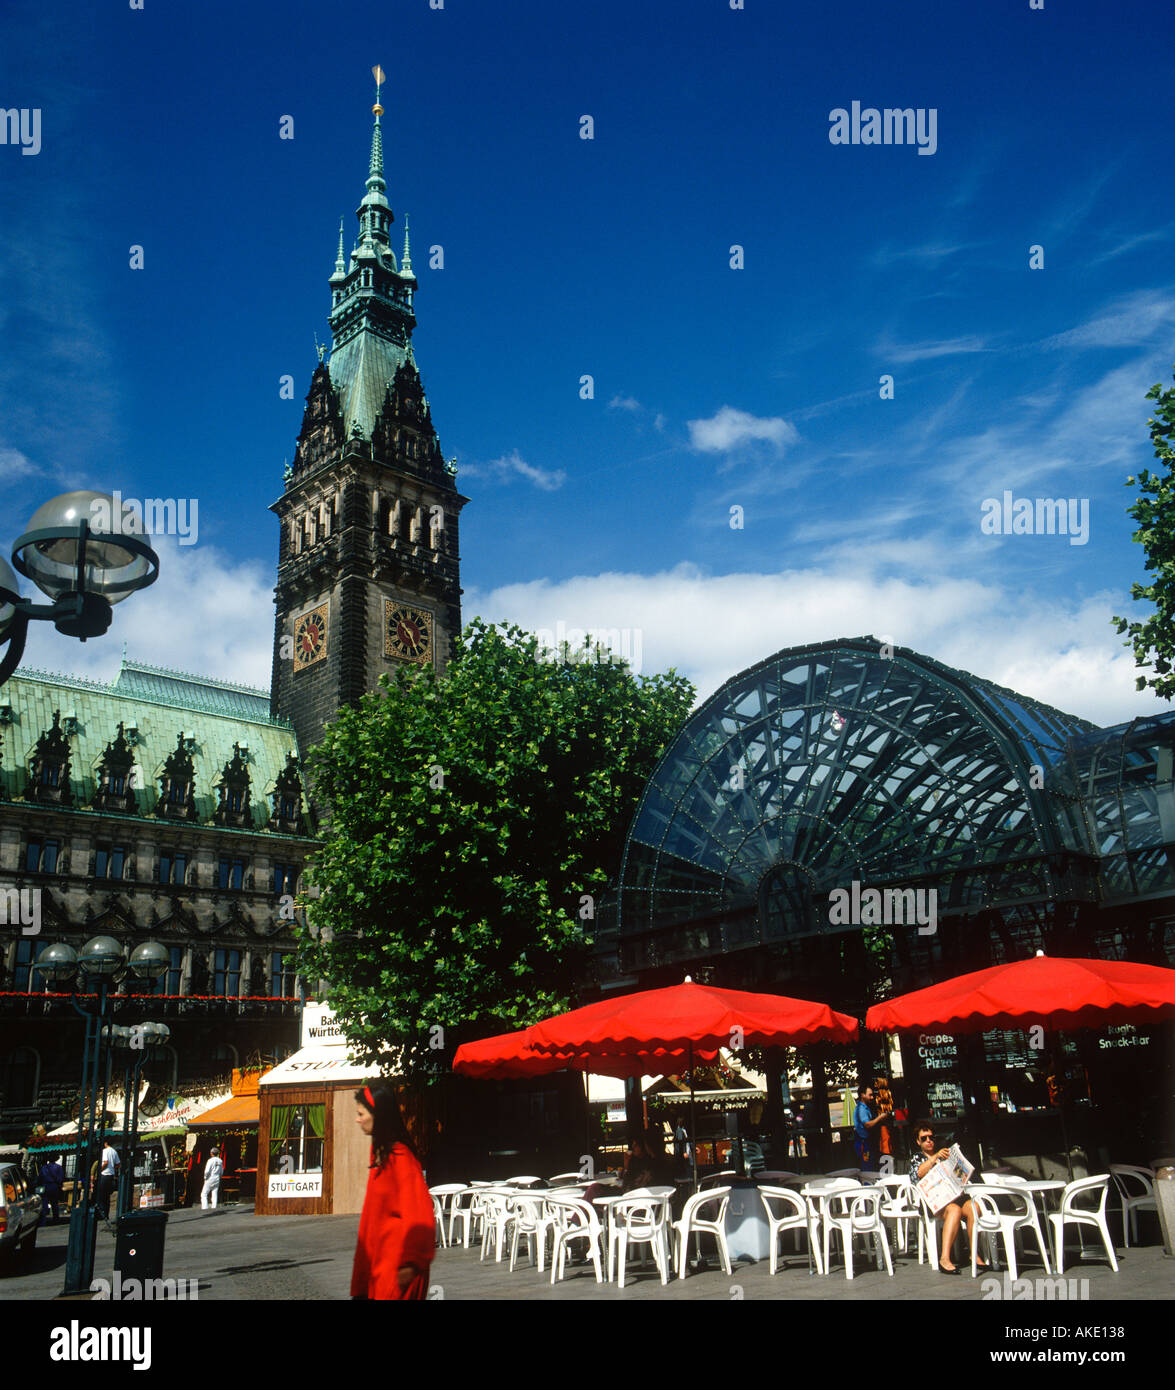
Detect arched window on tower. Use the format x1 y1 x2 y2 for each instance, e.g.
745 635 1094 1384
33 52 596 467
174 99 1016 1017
378 498 393 536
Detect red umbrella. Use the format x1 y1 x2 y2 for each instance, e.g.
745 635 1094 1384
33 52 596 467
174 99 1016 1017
453 1027 718 1079
865 951 1175 1180
524 977 857 1190
528 978 858 1054
865 953 1175 1035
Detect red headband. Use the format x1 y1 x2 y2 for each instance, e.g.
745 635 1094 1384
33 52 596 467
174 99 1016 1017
363 1085 375 1109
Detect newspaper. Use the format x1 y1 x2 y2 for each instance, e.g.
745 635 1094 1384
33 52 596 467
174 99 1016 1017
916 1143 974 1214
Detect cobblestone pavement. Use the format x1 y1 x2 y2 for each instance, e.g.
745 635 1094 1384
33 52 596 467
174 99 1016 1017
3 1203 1171 1302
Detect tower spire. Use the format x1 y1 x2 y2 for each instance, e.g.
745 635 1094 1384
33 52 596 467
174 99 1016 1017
367 64 386 195
401 215 413 275
334 218 346 275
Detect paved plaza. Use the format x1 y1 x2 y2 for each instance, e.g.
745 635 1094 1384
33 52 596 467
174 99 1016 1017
4 1202 1171 1302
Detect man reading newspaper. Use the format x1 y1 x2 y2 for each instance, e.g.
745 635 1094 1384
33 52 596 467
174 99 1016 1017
909 1123 983 1274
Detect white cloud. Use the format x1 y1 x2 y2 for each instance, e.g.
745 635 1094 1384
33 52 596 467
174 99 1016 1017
16 534 275 690
1038 289 1175 351
875 333 992 365
687 407 798 455
467 561 1167 728
459 449 566 491
0 446 39 483
608 394 641 412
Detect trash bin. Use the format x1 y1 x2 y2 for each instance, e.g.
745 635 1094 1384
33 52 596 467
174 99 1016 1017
1154 1166 1175 1259
114 1209 168 1282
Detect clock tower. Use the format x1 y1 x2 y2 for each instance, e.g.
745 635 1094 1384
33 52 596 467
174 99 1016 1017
270 75 468 756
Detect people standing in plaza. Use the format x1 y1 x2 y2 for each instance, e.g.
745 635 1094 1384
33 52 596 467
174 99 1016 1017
201 1145 224 1210
95 1141 119 1220
38 1153 64 1224
852 1084 884 1171
351 1083 435 1300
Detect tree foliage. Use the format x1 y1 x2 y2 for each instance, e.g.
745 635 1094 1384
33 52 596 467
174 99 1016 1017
1114 367 1175 696
296 620 695 1074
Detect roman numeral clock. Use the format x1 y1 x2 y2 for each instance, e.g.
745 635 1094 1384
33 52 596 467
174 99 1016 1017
384 602 432 664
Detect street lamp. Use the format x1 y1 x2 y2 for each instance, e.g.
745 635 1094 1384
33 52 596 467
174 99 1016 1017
106 1018 171 1220
35 934 169 1296
0 489 159 685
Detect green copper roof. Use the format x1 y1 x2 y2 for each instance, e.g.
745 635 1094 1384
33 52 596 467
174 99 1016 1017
112 659 276 723
325 99 417 438
0 663 304 834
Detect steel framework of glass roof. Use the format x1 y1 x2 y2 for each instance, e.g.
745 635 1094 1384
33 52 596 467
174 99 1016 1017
596 638 1175 982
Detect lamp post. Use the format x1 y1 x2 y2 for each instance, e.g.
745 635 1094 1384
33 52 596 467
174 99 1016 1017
107 1008 171 1219
0 490 159 686
35 935 169 1296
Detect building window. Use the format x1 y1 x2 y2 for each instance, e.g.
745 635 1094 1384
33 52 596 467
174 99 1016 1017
151 946 184 996
213 948 241 997
94 843 126 880
272 863 297 896
25 839 59 873
3 1046 39 1108
218 857 246 891
12 939 37 990
158 851 187 886
271 951 297 996
268 1103 325 1175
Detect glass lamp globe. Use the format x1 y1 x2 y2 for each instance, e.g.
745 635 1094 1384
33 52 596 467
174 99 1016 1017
0 554 20 639
138 1022 171 1046
12 490 155 604
77 935 126 978
35 941 78 983
127 941 170 983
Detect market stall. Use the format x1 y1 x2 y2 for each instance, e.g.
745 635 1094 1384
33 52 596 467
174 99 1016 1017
254 1003 378 1216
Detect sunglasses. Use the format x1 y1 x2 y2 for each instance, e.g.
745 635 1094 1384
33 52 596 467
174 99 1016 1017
918 1134 936 1143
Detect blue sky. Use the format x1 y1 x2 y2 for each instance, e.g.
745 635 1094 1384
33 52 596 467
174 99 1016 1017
2 0 1172 725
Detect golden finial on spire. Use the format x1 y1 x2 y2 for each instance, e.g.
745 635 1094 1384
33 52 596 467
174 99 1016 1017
372 64 385 117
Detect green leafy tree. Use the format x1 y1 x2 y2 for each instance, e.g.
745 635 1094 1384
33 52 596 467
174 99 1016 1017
297 619 695 1074
1114 367 1175 695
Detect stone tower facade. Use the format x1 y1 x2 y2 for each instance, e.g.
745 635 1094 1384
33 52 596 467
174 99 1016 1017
270 85 467 756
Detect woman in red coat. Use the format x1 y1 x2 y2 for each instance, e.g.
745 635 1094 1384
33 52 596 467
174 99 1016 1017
351 1084 436 1300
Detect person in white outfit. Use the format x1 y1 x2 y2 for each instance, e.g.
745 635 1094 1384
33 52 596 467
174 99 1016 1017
201 1146 224 1210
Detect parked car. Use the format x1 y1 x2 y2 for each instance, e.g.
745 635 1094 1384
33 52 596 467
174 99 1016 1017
0 1162 43 1270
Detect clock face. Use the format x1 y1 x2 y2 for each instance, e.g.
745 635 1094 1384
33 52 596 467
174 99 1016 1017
293 604 328 671
384 601 432 665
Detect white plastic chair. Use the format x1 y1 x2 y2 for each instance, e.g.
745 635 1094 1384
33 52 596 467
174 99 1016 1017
428 1183 465 1249
1109 1165 1157 1248
447 1186 483 1248
759 1185 811 1274
875 1176 920 1255
670 1186 732 1278
700 1169 738 1189
546 1196 604 1284
504 1174 544 1188
548 1171 585 1187
1046 1175 1119 1273
508 1192 552 1272
741 1141 765 1177
826 1168 861 1179
611 1193 672 1288
823 1187 893 1280
969 1184 1052 1280
913 1187 943 1271
478 1190 514 1263
801 1179 860 1277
